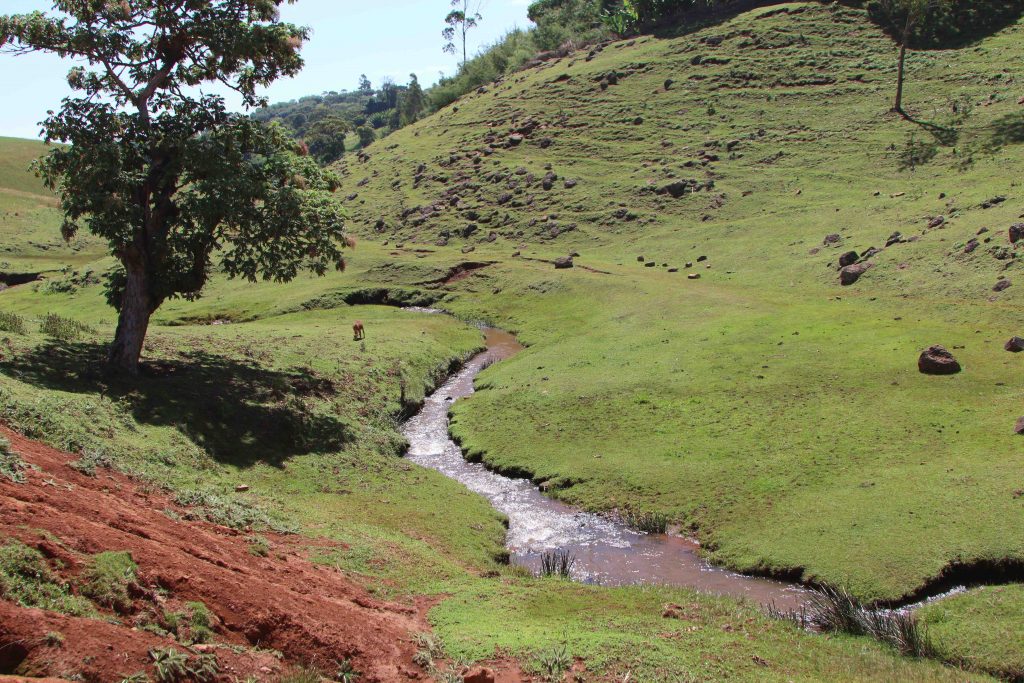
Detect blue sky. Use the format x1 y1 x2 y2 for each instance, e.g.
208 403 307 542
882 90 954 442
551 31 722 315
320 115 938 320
0 0 534 139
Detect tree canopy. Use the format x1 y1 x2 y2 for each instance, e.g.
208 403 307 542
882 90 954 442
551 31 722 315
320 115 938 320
0 0 351 374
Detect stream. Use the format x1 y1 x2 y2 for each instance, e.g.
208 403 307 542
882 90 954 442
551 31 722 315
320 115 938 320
402 325 811 610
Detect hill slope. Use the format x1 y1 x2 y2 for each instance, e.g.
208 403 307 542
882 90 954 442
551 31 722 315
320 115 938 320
0 1 1022 679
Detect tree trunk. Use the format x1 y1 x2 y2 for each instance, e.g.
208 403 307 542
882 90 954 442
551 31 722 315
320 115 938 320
106 262 153 376
894 41 907 115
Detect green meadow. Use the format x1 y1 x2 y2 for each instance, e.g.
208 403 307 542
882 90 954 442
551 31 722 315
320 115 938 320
1 2 1023 679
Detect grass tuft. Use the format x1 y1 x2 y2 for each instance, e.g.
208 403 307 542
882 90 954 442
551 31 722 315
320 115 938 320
0 436 29 483
79 550 137 613
0 310 27 334
805 586 939 657
0 540 94 616
538 549 576 578
39 312 95 341
619 507 670 534
531 643 572 681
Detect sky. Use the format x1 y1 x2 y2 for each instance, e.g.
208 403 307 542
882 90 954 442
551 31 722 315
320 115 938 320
0 0 534 140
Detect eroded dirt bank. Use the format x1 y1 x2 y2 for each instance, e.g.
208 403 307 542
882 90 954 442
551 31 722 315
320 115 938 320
0 427 429 682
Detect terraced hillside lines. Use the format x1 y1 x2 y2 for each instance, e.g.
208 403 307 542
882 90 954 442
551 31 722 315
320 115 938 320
331 0 1024 611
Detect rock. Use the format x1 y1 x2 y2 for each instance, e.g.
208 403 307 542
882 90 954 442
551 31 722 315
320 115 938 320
885 231 904 247
554 256 574 269
823 233 841 246
981 195 1007 208
235 485 250 492
918 345 961 375
839 263 868 286
668 267 678 272
928 216 946 229
1005 337 1024 352
633 117 644 125
463 667 495 683
1016 417 1024 435
964 239 980 254
994 279 1012 292
637 256 645 262
644 261 656 268
508 134 524 146
687 273 701 280
838 250 859 268
664 78 674 90
1009 224 1024 243
461 245 476 254
862 246 880 259
697 255 708 262
564 178 578 189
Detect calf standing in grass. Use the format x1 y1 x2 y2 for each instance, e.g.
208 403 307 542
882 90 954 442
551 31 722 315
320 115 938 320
353 320 365 341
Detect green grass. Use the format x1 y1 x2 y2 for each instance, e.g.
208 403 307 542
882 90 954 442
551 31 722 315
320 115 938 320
0 540 95 616
78 551 138 612
0 2 1021 679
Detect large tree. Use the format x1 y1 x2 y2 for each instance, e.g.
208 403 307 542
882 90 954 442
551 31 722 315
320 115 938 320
0 0 351 375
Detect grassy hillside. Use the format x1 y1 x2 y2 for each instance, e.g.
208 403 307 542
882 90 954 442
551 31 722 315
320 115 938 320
0 1 1022 680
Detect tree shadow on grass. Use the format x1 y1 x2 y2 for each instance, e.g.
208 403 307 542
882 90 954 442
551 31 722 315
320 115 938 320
1 341 353 468
982 111 1024 154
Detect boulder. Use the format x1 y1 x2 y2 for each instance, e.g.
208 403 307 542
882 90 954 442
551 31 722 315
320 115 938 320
463 667 496 683
687 273 701 280
839 263 868 286
1016 417 1024 435
994 279 1012 292
823 233 842 246
1009 224 1024 243
554 256 574 269
885 231 904 247
918 346 961 375
928 216 946 229
1005 336 1024 353
838 250 859 268
964 239 980 254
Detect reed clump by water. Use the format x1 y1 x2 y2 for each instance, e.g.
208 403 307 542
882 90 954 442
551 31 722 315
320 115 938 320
619 507 670 534
771 585 939 658
538 550 576 578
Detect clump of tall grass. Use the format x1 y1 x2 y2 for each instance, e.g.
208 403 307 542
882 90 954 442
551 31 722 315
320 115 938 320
39 312 95 341
795 586 938 658
0 436 29 483
619 507 670 534
0 311 27 334
531 643 572 682
538 549 576 578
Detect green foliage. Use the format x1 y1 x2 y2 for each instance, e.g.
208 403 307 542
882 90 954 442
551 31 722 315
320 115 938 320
185 600 214 644
334 659 361 683
0 435 28 483
150 647 189 683
807 586 938 658
0 0 350 373
44 631 64 647
79 550 137 612
867 0 1024 47
0 540 94 616
619 507 670 533
279 669 323 683
443 0 484 66
39 312 94 341
69 448 115 476
306 115 349 165
531 643 572 681
174 488 297 533
0 310 27 334
248 534 271 557
355 126 377 149
539 550 576 577
118 673 150 683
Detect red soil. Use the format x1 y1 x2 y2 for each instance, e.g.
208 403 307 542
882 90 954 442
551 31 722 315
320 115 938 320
0 427 431 682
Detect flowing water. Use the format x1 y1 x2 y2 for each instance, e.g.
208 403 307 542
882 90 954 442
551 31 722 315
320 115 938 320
402 326 811 610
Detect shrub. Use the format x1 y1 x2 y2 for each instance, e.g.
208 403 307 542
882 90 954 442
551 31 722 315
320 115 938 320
39 313 95 341
44 631 65 647
0 311 27 334
185 600 214 644
248 535 271 557
173 488 297 533
412 632 446 669
79 551 137 612
538 549 576 578
0 436 29 483
0 540 94 616
335 659 361 683
69 448 116 477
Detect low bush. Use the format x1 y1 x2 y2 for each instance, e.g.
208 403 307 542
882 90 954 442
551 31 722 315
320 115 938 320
0 436 29 483
531 643 572 681
0 310 27 334
39 312 95 341
620 507 670 534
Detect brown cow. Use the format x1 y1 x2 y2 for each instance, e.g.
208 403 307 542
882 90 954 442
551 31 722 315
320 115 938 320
353 320 365 341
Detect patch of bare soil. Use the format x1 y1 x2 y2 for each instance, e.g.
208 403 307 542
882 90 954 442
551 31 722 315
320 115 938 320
0 427 430 682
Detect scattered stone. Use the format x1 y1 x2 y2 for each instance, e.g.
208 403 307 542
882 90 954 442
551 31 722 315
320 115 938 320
633 117 644 125
697 255 708 262
964 239 980 254
1009 223 1024 243
838 250 859 268
461 245 476 254
664 78 674 90
839 263 868 286
668 267 679 272
463 667 496 683
685 262 693 268
1005 336 1024 352
644 261 657 268
886 232 904 247
823 233 841 245
554 256 574 269
637 256 645 262
508 133 525 146
235 485 250 493
918 345 961 375
687 273 701 280
564 178 578 189
1016 417 1024 435
928 216 946 229
981 195 1007 209
994 279 1012 292
862 246 881 259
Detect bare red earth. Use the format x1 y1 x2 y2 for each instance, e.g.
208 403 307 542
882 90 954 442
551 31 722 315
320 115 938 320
0 427 432 682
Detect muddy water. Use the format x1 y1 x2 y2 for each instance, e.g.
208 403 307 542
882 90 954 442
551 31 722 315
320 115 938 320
402 327 810 610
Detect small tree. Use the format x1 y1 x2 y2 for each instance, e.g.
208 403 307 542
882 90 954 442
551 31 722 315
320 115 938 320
306 116 349 164
442 0 483 68
871 0 949 116
357 74 373 93
356 126 377 149
400 74 427 126
0 1 351 375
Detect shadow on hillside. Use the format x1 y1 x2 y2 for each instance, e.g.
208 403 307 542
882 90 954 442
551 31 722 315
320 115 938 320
905 115 960 147
983 112 1024 153
1 341 352 468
